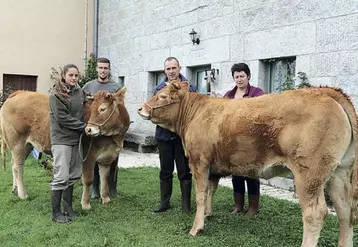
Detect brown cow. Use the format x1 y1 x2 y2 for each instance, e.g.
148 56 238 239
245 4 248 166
138 81 358 247
0 89 130 210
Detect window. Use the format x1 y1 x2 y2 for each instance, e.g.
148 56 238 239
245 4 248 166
118 76 125 88
262 57 296 93
154 72 166 87
188 65 211 95
148 71 166 98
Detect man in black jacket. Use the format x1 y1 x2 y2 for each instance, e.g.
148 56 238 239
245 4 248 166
152 57 196 214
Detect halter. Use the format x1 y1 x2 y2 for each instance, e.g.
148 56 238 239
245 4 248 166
144 99 180 119
87 106 119 136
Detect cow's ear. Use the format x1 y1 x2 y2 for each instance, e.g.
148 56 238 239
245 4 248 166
171 80 181 90
85 95 94 105
114 87 126 103
176 81 189 94
180 81 190 91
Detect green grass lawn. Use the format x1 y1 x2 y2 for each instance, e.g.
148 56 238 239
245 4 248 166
0 156 357 247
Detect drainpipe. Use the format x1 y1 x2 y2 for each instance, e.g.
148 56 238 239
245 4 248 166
93 0 99 58
83 0 88 69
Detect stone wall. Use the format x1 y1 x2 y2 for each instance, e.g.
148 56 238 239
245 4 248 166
98 0 358 138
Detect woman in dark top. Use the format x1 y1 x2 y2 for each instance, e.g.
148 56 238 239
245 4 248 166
224 63 264 216
49 64 86 223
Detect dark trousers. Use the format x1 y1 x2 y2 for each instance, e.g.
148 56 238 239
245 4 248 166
157 139 192 181
232 175 260 195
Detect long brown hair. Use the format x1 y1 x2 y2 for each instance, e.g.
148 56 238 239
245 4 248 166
52 64 79 98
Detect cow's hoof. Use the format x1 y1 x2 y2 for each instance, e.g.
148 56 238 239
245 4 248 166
189 227 204 236
81 202 91 210
204 212 213 218
189 230 197 237
18 192 28 200
102 196 111 204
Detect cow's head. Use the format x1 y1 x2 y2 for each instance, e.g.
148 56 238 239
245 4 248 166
85 88 130 137
138 80 189 132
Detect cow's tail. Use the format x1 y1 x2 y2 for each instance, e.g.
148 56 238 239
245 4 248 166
0 109 6 172
316 87 358 225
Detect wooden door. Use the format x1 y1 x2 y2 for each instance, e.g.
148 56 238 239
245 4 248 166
2 74 37 100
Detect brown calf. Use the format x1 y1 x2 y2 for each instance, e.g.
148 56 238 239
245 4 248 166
138 81 358 247
0 89 130 210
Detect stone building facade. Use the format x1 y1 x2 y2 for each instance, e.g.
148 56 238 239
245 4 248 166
97 0 358 141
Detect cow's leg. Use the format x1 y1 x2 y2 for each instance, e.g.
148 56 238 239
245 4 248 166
12 157 17 195
327 167 353 247
189 166 209 236
98 164 111 204
295 172 328 247
81 158 96 210
11 143 32 199
205 175 220 217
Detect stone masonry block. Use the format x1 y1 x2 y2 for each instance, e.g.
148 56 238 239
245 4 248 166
240 5 273 33
201 15 239 39
150 32 168 50
233 0 274 10
230 34 245 62
144 48 171 71
334 74 358 95
314 0 358 20
244 22 316 60
272 0 317 26
166 28 182 47
295 55 311 76
316 14 358 52
309 77 335 87
173 36 230 66
310 51 358 77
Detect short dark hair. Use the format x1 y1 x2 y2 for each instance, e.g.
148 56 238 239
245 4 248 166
164 57 180 67
231 63 251 79
97 57 111 67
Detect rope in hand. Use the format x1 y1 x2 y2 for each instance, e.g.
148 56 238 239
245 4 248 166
79 131 93 162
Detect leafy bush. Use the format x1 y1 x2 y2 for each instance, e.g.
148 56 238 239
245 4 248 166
79 52 98 88
0 84 13 108
281 71 312 91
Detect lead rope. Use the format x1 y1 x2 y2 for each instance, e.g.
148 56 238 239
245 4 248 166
79 132 93 162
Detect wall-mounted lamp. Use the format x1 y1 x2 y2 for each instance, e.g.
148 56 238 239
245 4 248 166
189 29 200 45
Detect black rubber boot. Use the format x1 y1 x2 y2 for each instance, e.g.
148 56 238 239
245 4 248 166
152 180 172 213
245 195 260 217
91 163 100 200
180 180 192 214
232 193 245 214
62 185 78 218
51 190 71 223
108 160 119 198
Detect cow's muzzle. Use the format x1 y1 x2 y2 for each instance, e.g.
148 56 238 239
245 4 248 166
138 100 180 120
137 105 151 120
85 126 101 137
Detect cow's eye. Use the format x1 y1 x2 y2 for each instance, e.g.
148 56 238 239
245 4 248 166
159 94 167 100
99 107 106 113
